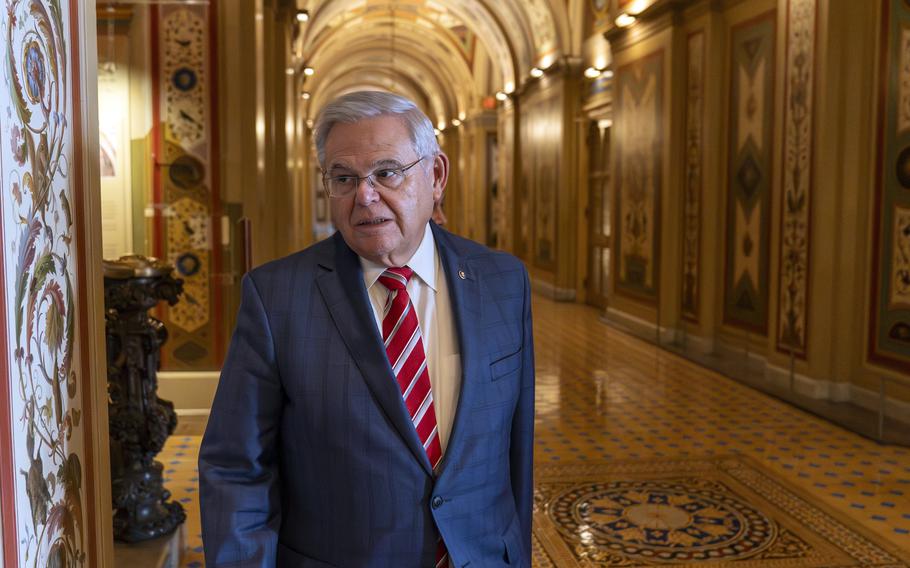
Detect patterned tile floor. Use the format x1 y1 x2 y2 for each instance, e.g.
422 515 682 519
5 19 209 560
161 294 910 566
161 435 204 568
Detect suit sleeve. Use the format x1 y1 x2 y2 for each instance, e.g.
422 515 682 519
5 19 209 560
510 265 535 564
199 273 283 567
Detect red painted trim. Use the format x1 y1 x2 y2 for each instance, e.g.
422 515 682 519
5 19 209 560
68 0 99 564
150 6 163 261
611 48 665 307
149 7 168 365
208 0 224 365
681 29 705 325
721 10 776 336
0 93 20 568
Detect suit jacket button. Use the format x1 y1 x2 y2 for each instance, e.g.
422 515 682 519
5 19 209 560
432 496 444 509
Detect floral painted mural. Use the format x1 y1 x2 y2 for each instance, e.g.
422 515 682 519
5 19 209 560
1 0 86 565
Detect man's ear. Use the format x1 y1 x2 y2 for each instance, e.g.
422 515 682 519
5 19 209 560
431 152 450 201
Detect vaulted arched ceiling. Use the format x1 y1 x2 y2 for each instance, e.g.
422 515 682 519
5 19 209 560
296 0 571 122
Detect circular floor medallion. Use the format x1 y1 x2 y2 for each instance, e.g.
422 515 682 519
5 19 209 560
549 479 777 563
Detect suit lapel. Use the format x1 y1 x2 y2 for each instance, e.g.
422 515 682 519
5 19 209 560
431 224 485 480
314 233 433 475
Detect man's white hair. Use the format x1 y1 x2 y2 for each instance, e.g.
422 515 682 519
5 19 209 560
314 91 440 168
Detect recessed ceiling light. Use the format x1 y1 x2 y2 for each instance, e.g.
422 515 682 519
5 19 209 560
627 0 649 15
615 13 636 27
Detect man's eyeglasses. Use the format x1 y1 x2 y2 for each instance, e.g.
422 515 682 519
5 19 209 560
322 156 427 198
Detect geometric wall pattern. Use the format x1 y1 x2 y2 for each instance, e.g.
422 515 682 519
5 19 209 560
870 0 910 372
724 13 776 332
1 1 88 565
777 0 817 358
153 4 222 370
613 50 663 302
682 32 705 322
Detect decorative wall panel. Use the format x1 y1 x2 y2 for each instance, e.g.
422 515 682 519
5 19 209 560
723 13 775 332
777 0 817 357
682 31 705 323
519 84 562 272
493 107 514 252
613 50 663 302
153 4 222 370
517 110 532 261
1 1 88 564
870 0 910 372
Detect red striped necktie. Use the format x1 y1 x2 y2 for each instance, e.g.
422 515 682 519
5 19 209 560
377 266 449 567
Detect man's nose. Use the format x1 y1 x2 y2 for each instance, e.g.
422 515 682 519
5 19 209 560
354 175 380 205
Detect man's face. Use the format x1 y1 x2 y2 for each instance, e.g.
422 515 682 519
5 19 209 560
324 115 448 267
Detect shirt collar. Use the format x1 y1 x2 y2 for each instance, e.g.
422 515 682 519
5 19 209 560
360 223 437 292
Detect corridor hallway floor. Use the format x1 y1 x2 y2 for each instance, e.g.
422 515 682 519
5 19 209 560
161 294 910 566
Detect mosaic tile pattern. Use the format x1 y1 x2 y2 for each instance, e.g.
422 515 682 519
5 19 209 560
534 458 909 566
160 436 203 568
161 295 910 565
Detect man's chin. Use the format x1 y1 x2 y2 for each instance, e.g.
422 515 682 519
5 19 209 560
346 237 398 264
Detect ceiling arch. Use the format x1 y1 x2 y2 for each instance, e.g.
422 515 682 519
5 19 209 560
297 0 571 118
304 22 473 122
302 1 518 89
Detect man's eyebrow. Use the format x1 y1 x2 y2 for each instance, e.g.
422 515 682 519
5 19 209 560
328 158 404 172
327 162 355 172
369 158 405 168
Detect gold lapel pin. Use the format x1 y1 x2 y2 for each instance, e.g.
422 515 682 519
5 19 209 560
458 270 466 280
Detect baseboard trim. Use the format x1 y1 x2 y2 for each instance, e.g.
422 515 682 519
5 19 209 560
601 306 910 443
530 277 576 301
157 371 219 411
850 381 910 420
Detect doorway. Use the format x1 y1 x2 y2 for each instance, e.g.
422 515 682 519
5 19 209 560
586 120 611 309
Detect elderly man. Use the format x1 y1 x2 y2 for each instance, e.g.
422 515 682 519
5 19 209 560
199 91 534 567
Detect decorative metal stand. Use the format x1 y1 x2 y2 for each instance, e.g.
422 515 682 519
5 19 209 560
104 255 186 542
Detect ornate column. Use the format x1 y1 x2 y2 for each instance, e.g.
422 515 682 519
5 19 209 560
103 256 186 542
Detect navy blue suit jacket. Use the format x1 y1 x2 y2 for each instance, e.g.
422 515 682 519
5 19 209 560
199 223 535 567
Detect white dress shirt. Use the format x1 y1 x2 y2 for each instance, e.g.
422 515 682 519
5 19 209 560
360 223 462 457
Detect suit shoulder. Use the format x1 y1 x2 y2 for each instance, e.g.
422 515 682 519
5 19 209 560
245 235 334 286
435 226 525 270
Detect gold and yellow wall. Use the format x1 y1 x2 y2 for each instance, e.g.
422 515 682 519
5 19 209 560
530 0 910 421
2 0 910 566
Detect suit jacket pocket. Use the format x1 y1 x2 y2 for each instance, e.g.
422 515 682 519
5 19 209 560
277 542 337 567
490 348 522 382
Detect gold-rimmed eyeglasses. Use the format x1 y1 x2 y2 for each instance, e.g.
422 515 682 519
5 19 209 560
322 156 427 198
